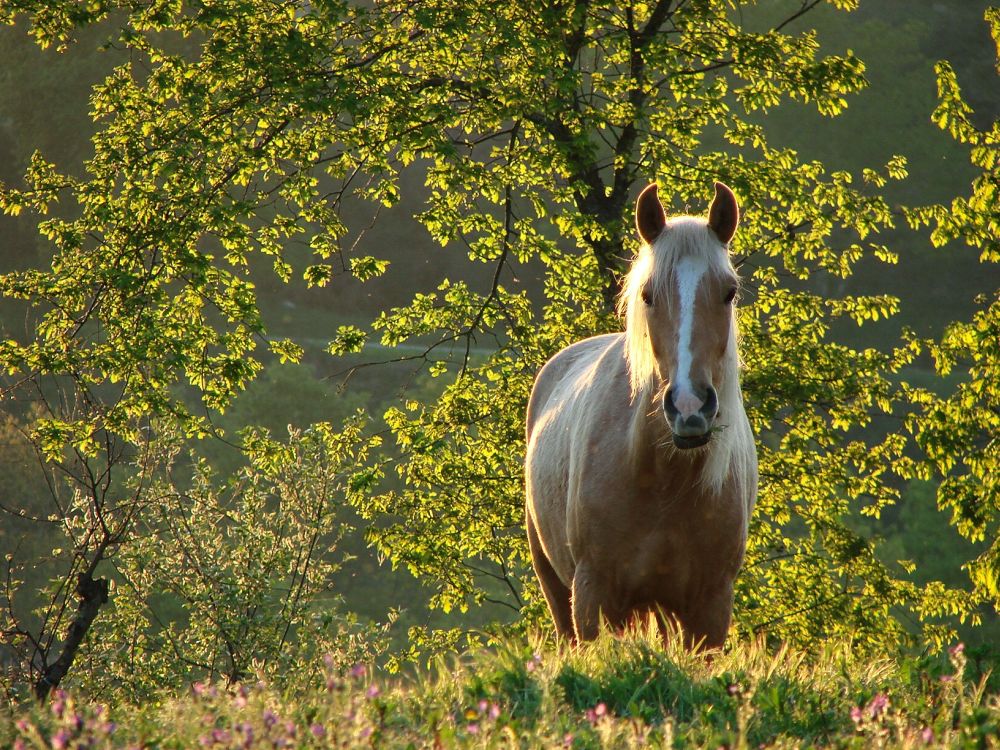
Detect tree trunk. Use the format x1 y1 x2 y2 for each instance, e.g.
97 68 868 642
34 572 109 702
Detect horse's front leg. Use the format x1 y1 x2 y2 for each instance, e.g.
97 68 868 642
571 563 625 642
677 580 735 651
526 512 575 641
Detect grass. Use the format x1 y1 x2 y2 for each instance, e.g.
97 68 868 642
4 626 999 749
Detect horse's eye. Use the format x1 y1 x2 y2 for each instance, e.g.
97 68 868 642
641 288 653 306
724 287 738 305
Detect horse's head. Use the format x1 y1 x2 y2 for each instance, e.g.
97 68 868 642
623 182 741 450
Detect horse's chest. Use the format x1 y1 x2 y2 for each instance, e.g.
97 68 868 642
625 527 695 588
618 501 745 599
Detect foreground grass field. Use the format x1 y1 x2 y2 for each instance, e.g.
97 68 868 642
4 629 999 749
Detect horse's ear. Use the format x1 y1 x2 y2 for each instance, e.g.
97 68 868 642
708 181 739 245
636 183 666 244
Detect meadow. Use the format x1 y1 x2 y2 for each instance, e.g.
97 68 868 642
4 630 998 749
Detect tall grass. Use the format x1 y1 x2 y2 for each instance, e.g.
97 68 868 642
4 626 998 748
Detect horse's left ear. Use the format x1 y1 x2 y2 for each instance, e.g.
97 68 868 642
708 181 739 245
636 183 666 244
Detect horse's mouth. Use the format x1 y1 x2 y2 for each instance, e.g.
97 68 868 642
672 433 711 450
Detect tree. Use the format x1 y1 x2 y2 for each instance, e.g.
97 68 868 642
0 0 992 698
906 6 1000 632
1 0 406 698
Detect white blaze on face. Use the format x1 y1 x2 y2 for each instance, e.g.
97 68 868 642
673 254 708 418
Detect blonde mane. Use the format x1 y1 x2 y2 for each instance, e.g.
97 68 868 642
617 216 756 495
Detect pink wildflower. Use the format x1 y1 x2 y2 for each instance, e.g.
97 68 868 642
234 684 249 708
238 722 255 746
867 693 889 718
526 652 542 672
212 728 231 744
51 693 66 719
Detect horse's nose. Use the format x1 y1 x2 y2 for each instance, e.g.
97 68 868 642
663 385 718 436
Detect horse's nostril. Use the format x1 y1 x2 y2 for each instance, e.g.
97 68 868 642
662 387 680 419
700 386 719 419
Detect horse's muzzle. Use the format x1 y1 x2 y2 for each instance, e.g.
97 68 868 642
663 385 718 450
672 432 711 449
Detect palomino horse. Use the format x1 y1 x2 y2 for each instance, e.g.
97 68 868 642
525 182 757 649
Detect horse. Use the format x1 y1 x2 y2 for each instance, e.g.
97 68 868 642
524 181 757 650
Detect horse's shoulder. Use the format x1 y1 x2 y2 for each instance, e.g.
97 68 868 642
526 334 623 433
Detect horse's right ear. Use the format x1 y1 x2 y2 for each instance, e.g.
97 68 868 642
708 181 739 245
636 183 666 244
